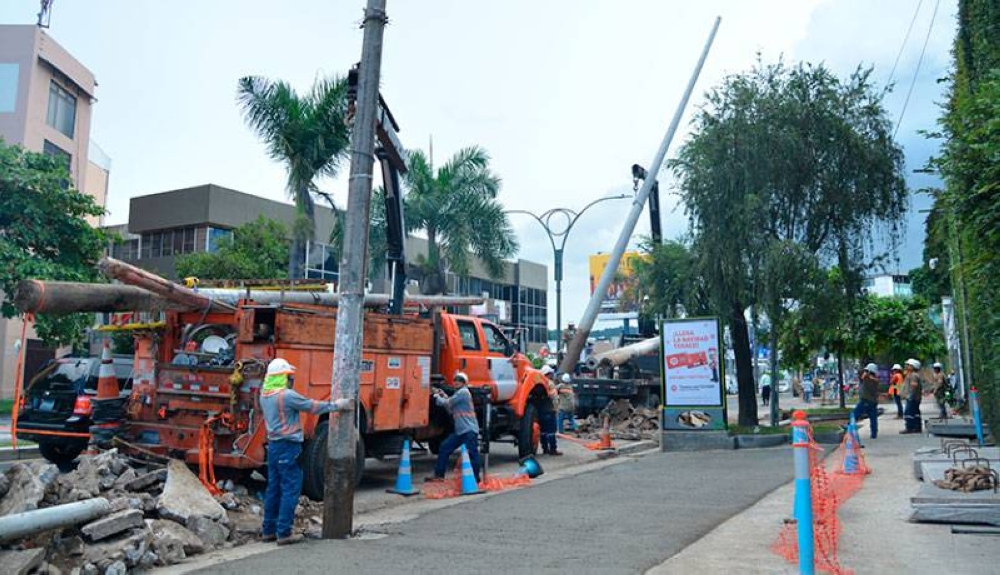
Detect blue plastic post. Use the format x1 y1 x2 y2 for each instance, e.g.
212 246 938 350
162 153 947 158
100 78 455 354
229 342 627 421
791 411 815 575
970 387 985 447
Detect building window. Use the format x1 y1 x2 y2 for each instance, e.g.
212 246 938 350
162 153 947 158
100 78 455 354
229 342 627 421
305 241 339 282
46 81 76 138
207 227 232 253
0 63 18 113
42 140 71 169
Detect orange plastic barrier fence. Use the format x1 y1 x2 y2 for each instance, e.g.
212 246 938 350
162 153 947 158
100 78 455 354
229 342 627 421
773 425 870 574
421 460 532 499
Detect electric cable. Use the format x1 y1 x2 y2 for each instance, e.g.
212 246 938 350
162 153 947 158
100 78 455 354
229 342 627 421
894 0 941 140
887 0 924 87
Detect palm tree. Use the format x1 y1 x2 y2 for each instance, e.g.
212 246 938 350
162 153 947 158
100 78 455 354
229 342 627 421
404 146 518 294
236 75 351 279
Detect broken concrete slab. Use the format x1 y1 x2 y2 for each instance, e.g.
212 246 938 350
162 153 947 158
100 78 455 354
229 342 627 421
0 461 59 516
145 519 205 555
111 467 137 490
0 471 10 498
81 528 151 570
912 446 1000 480
186 514 230 548
81 509 144 542
125 468 166 492
0 548 46 575
156 460 224 523
228 510 263 535
103 560 127 575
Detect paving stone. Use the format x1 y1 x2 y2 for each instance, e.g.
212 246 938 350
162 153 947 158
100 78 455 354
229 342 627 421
82 509 144 542
156 460 224 523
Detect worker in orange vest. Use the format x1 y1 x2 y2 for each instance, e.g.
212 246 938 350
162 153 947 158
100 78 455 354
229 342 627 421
888 363 904 419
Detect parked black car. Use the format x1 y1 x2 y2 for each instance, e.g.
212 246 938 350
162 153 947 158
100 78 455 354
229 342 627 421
16 356 133 464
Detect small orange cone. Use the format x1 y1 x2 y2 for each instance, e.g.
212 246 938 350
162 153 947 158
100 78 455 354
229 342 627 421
597 416 614 450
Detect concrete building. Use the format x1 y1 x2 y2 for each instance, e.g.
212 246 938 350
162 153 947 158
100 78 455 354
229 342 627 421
863 274 913 298
108 185 550 348
0 25 110 399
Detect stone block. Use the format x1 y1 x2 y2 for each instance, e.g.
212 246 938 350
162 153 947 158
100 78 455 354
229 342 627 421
156 460 224 523
0 461 59 516
186 514 230 548
146 518 205 555
124 469 167 492
82 509 144 542
0 548 46 575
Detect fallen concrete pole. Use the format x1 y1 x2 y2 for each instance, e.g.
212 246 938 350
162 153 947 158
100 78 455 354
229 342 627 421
0 497 111 543
98 257 235 313
587 336 660 370
13 280 175 315
194 288 485 308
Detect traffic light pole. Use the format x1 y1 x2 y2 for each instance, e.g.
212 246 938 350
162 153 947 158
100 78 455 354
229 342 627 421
323 0 388 539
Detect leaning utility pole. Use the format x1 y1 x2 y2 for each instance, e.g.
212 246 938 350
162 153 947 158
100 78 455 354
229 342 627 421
323 0 388 539
558 16 721 376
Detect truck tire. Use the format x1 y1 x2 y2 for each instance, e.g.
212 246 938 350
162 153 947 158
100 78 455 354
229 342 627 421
38 441 85 465
301 421 365 501
517 401 541 458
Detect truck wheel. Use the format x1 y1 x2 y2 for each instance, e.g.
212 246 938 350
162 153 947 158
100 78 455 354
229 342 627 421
517 402 541 458
301 422 365 501
39 441 84 465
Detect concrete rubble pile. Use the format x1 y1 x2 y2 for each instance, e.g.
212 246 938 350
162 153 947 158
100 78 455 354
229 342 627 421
576 399 659 441
0 450 324 574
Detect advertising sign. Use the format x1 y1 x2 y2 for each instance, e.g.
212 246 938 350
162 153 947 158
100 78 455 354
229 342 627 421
588 251 647 313
661 317 726 431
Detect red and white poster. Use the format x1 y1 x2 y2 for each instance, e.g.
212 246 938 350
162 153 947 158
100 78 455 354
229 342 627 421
662 318 722 407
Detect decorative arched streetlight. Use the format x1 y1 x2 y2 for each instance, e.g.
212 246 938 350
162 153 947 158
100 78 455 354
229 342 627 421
507 194 630 344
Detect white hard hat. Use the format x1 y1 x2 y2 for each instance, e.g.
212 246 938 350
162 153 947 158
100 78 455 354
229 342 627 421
892 364 902 371
454 371 469 384
865 363 878 374
266 358 296 377
561 373 572 384
933 362 943 369
905 358 921 370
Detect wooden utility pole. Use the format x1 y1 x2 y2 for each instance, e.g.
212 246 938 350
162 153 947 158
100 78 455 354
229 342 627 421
323 0 388 539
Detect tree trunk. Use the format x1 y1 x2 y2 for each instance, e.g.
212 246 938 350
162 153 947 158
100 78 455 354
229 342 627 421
769 328 780 426
422 228 446 295
730 302 758 427
837 353 846 409
288 236 305 280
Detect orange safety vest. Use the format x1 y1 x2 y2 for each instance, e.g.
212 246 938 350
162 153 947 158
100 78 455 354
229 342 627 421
888 372 903 396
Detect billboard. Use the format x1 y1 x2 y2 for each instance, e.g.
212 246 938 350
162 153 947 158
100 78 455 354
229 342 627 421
661 317 727 431
588 251 647 313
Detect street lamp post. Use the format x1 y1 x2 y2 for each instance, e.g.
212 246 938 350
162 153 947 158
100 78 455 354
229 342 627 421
508 194 629 350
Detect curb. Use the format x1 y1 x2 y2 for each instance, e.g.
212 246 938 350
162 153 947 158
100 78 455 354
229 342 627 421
0 446 40 462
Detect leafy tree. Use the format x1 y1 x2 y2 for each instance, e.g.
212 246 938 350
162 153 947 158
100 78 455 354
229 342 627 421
403 147 518 294
632 238 710 319
237 75 351 279
175 216 289 280
0 141 107 345
672 60 907 426
928 0 1000 435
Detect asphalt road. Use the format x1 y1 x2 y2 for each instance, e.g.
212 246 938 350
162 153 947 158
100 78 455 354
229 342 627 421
201 448 795 575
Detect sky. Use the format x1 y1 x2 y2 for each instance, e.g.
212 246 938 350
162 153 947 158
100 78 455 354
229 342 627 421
1 0 957 330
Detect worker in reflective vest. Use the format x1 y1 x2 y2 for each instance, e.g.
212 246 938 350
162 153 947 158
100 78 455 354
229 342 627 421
428 372 481 483
888 364 904 419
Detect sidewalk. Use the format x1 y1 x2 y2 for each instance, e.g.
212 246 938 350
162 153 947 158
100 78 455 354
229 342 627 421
649 399 1000 574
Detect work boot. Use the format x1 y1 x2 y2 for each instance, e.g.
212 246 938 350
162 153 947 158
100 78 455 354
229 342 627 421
550 449 563 456
260 533 276 542
277 533 304 546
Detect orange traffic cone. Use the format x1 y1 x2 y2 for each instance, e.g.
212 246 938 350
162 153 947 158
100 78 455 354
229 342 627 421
95 341 117 400
597 416 614 450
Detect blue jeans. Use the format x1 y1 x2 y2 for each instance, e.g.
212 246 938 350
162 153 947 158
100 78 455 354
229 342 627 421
852 399 879 439
540 409 558 452
557 410 577 432
904 397 922 432
262 440 303 539
434 431 480 482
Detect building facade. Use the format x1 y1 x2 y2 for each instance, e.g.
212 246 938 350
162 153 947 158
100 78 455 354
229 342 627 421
0 25 110 399
108 185 549 349
863 274 913 298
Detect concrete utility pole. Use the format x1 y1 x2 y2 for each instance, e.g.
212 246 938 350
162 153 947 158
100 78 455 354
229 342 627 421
558 16 721 376
323 0 388 539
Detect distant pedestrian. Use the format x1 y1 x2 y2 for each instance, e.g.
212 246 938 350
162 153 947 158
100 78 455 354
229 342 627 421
888 364 904 419
931 362 949 419
801 377 813 403
260 358 343 546
900 359 923 434
852 363 880 440
556 373 578 432
428 372 482 483
759 372 772 406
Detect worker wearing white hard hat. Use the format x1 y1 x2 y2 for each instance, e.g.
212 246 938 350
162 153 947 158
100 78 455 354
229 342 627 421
260 358 350 545
888 364 904 419
556 373 577 433
901 359 924 434
852 363 881 441
428 372 482 483
931 362 949 419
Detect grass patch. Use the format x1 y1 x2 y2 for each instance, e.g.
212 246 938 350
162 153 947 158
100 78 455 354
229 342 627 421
810 423 844 434
0 399 13 415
